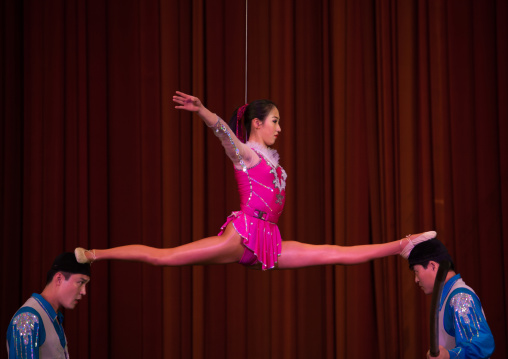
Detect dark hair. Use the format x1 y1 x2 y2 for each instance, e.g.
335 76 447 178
228 99 277 142
46 270 72 285
410 260 455 272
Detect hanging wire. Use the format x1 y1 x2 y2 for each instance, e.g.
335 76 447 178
244 0 248 104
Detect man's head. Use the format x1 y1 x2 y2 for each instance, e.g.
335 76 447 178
45 252 91 310
408 238 454 294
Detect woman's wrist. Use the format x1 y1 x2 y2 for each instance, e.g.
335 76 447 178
198 107 217 126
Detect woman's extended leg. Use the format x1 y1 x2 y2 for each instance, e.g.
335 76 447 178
276 232 433 269
76 223 245 266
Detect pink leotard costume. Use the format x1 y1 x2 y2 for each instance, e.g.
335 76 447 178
210 116 287 270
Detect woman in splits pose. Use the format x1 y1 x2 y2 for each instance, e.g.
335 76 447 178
75 91 435 269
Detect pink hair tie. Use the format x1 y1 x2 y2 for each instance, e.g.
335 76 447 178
236 103 249 143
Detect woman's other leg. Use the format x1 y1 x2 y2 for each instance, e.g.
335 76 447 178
77 223 245 266
276 232 431 269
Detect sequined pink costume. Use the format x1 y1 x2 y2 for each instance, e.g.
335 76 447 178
211 117 287 270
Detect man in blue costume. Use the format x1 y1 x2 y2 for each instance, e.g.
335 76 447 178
6 252 91 358
408 237 495 359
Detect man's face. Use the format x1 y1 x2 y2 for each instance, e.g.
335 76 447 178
57 273 90 309
412 263 437 295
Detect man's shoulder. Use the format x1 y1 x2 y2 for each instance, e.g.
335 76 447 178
6 299 48 359
448 287 478 302
7 298 46 337
445 285 482 317
9 306 43 327
12 305 43 320
448 277 478 298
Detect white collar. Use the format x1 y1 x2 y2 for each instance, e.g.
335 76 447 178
246 141 280 167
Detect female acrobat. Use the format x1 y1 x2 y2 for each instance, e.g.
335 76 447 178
75 91 434 269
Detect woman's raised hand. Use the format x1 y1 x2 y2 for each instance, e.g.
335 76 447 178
173 91 203 112
173 90 217 126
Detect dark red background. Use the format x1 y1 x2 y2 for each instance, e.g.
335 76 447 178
1 0 507 358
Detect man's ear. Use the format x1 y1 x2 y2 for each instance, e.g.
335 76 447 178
54 272 63 286
430 261 438 271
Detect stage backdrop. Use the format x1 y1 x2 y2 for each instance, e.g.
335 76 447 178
1 0 507 358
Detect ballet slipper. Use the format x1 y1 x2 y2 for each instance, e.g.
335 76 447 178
399 231 437 259
75 247 96 264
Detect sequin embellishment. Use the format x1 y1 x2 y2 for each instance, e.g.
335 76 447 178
450 293 475 323
213 120 247 172
13 312 39 346
450 293 483 342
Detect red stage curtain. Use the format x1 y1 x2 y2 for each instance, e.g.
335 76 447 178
1 0 507 358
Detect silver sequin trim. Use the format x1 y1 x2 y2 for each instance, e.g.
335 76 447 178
13 312 39 346
213 121 247 172
450 293 482 342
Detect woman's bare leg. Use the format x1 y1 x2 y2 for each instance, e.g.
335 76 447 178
276 232 428 269
79 223 245 266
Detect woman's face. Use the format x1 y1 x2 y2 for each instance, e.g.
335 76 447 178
255 107 281 146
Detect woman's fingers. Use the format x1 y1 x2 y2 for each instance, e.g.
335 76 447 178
173 92 196 104
173 91 202 111
175 90 189 97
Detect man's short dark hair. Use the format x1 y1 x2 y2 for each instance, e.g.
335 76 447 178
46 252 91 284
408 238 454 271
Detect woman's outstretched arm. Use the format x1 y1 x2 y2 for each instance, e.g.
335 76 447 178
173 91 258 169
